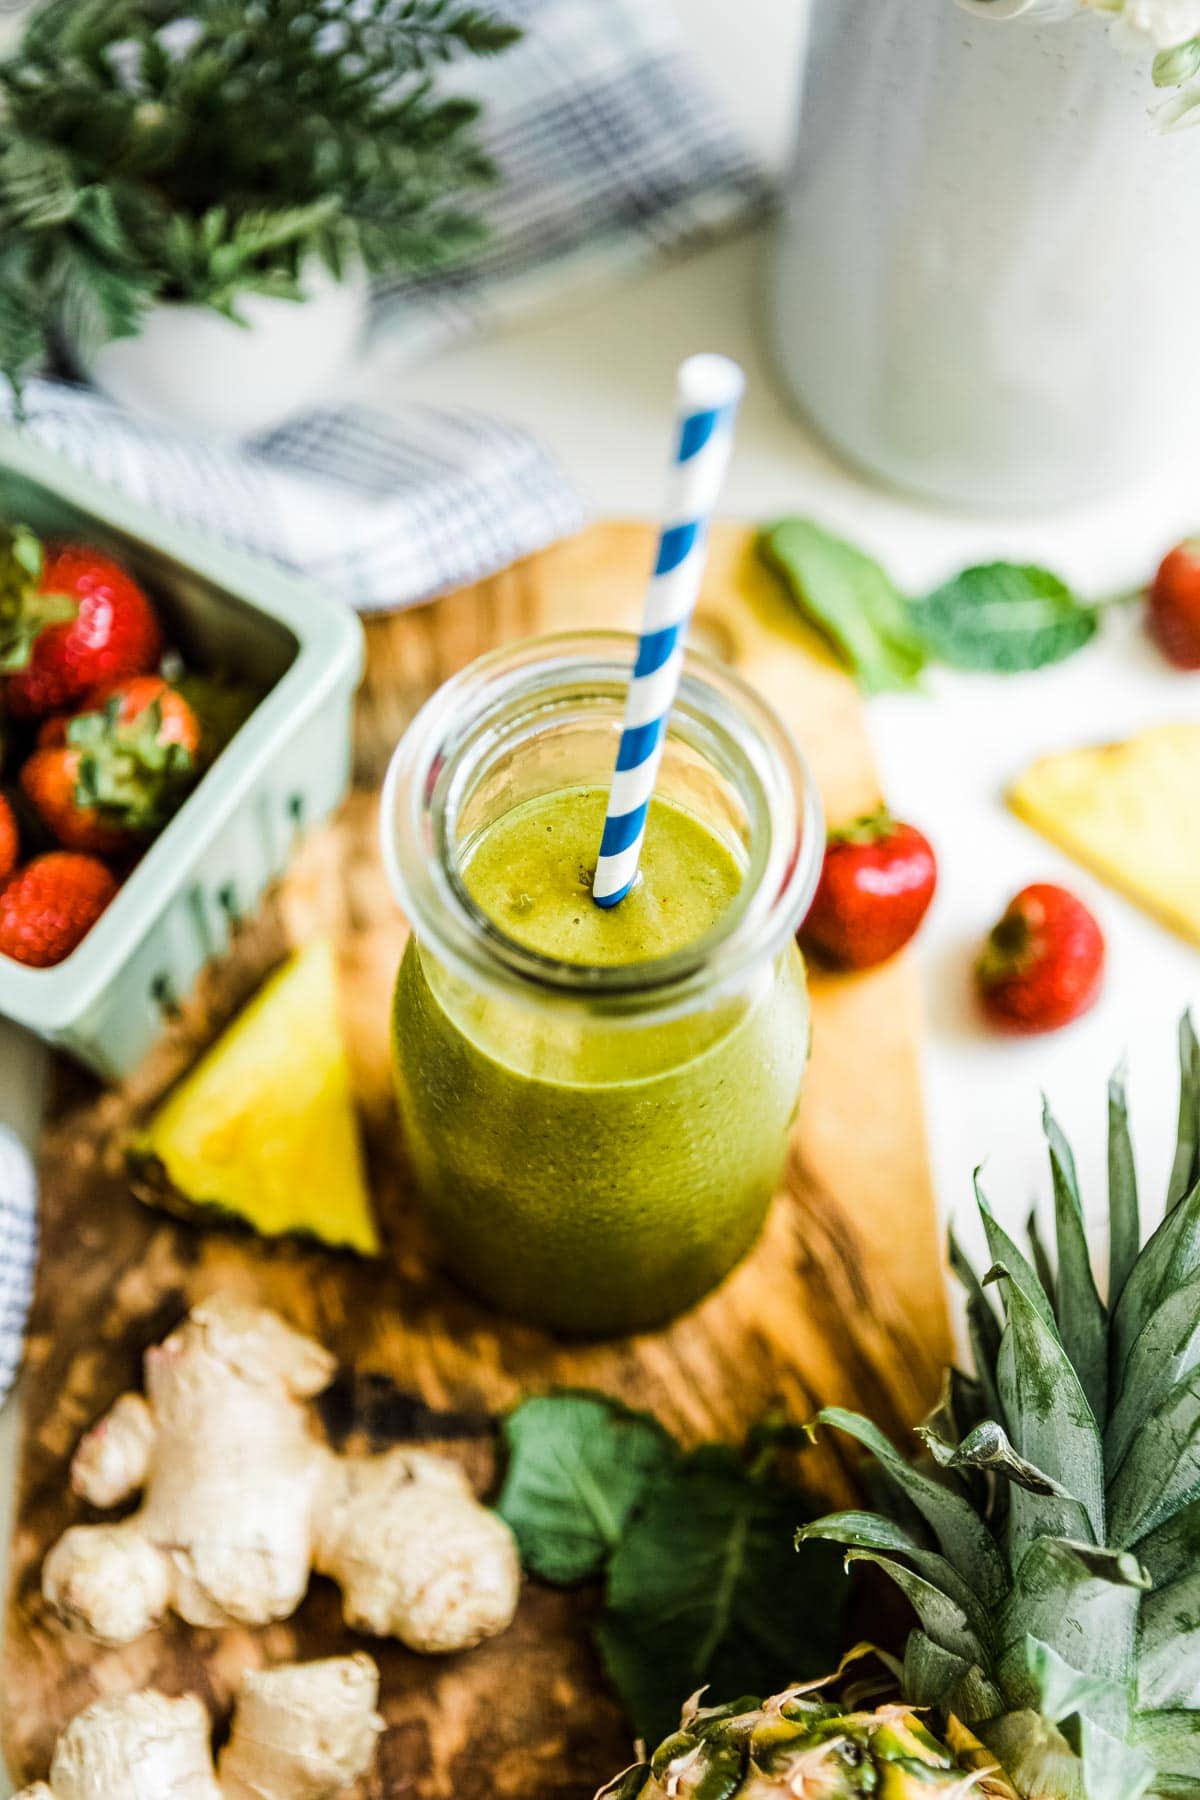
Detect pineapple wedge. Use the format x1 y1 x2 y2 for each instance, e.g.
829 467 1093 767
1009 723 1200 944
133 939 379 1255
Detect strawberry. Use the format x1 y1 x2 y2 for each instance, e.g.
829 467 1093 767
1148 539 1200 669
0 795 18 884
84 675 200 757
0 528 163 718
20 746 132 855
976 882 1105 1034
36 715 69 749
22 676 200 852
800 809 937 969
0 852 118 967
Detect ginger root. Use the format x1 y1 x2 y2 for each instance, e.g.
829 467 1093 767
43 1296 520 1653
13 1653 381 1800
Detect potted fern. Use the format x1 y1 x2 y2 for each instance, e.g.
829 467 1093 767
0 0 520 437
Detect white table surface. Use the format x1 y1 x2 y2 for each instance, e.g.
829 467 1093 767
4 0 1200 1782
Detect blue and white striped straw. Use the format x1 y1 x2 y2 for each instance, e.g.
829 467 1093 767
592 353 745 908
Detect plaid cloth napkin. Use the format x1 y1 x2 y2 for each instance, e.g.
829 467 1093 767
0 0 769 1403
1 0 769 617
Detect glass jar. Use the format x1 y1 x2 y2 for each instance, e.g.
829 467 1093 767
381 633 823 1338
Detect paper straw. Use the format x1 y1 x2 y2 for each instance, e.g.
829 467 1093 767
592 353 744 908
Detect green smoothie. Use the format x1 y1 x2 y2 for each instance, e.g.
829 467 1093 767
392 786 809 1335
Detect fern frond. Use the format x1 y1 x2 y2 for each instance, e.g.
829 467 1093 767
0 0 521 388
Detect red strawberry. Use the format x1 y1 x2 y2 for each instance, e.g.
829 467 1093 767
36 715 69 750
800 809 937 970
0 529 163 718
1148 539 1200 669
84 675 200 757
22 677 200 851
0 852 118 967
20 746 131 855
976 883 1105 1034
0 795 18 884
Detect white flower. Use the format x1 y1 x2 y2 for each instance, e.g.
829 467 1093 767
1084 0 1200 47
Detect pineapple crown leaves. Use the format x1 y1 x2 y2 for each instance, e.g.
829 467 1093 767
804 1016 1200 1800
0 522 74 669
0 0 522 396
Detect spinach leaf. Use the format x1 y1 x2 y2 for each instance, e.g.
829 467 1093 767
758 517 926 693
912 563 1098 672
593 1444 847 1744
497 1393 677 1584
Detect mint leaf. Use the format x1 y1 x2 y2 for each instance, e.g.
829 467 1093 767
497 1393 677 1585
758 517 925 693
592 1444 848 1744
912 563 1097 673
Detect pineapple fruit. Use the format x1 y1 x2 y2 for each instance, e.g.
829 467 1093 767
598 1681 1018 1797
601 1018 1200 1799
131 939 379 1254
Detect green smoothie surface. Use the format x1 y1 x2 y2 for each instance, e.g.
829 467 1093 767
460 786 742 967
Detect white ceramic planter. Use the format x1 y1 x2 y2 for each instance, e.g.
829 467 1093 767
69 262 369 441
769 0 1200 510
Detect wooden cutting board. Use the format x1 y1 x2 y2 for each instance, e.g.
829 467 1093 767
1 523 951 1798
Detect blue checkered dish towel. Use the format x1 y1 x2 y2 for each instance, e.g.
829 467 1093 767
0 0 769 1404
1 0 770 617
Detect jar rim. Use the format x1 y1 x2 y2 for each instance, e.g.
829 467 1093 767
380 631 824 1020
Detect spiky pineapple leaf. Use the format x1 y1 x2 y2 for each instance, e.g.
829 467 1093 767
1112 1182 1200 1390
1110 1365 1200 1549
1137 1494 1200 1589
842 1548 986 1665
1043 1103 1108 1425
1026 1635 1130 1729
1106 1268 1200 1474
1065 1713 1157 1800
976 1176 1058 1336
1109 1063 1141 1307
904 1632 1006 1722
1137 1561 1200 1710
796 1509 991 1643
994 1275 1104 1558
1131 1707 1200 1787
1027 1206 1057 1314
1168 1014 1200 1212
949 1228 1004 1424
932 1419 1075 1499
497 1393 677 1585
808 1407 1007 1607
998 1541 1146 1736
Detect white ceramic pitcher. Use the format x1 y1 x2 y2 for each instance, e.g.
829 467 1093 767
769 0 1200 510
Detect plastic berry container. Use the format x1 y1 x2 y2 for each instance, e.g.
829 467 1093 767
0 428 363 1079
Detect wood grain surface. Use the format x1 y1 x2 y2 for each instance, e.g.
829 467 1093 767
1 523 951 1797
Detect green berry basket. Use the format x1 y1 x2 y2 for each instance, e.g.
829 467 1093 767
0 428 364 1080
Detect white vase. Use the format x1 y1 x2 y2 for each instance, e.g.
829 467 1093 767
69 261 369 441
769 0 1200 510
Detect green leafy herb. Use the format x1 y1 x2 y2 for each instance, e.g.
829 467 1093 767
594 1443 847 1744
0 0 522 398
911 563 1098 673
497 1392 848 1746
758 517 926 694
497 1392 677 1584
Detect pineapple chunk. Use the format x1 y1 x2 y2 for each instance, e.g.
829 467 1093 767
1009 722 1200 945
135 940 379 1254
